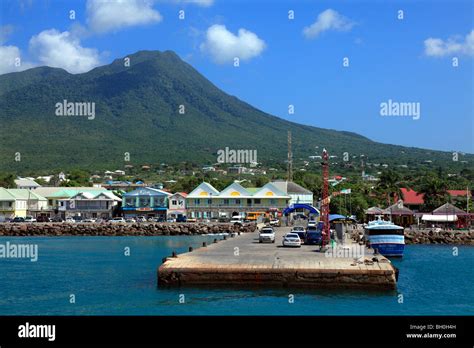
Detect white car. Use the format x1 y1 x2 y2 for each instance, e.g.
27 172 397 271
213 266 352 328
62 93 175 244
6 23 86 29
65 217 75 223
307 220 317 228
81 218 96 223
110 217 126 224
269 219 281 227
136 216 147 223
259 227 275 243
24 216 36 223
126 218 136 223
167 218 176 223
282 233 302 247
230 216 244 225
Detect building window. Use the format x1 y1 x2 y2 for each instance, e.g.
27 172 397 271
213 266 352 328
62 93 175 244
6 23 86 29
207 199 212 205
223 199 229 205
139 197 150 207
254 199 261 204
235 199 241 205
172 200 177 205
270 199 276 205
194 199 200 205
125 198 134 207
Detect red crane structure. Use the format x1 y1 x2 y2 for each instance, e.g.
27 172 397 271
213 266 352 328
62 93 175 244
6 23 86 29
320 148 331 248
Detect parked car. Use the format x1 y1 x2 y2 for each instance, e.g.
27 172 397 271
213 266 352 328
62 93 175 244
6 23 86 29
269 218 281 227
65 217 75 223
12 217 25 223
72 216 83 223
51 217 63 223
136 216 147 223
293 214 307 220
282 233 302 247
81 218 96 223
125 218 136 223
230 216 244 226
186 218 197 223
110 217 126 224
36 216 51 223
307 219 317 228
290 226 306 242
167 218 176 223
305 227 323 245
259 227 275 243
24 216 36 223
176 215 187 223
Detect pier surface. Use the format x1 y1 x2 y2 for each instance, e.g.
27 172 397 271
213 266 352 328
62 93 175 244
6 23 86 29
158 226 397 290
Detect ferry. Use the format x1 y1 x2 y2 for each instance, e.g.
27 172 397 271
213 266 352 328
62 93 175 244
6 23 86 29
364 217 405 257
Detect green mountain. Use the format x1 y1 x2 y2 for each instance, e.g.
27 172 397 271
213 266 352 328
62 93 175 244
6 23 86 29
0 50 470 173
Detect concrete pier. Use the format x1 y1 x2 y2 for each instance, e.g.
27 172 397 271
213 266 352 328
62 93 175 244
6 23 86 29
158 226 398 290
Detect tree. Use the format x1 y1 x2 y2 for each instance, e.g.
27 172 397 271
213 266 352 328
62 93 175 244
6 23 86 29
418 174 448 211
376 170 402 206
0 173 15 188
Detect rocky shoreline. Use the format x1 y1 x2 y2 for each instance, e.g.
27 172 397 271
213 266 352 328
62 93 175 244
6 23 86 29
403 229 474 245
0 222 257 237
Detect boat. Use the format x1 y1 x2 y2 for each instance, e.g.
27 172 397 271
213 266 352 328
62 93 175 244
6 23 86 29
364 216 405 257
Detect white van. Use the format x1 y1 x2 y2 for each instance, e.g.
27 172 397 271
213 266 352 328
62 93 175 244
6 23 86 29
230 216 244 225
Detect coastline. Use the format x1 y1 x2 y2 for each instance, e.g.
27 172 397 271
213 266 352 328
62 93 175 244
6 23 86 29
0 222 257 237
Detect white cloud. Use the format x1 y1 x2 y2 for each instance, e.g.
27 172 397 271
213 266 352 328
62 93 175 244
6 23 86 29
200 24 266 64
424 30 474 57
303 9 355 39
29 29 101 73
0 45 34 74
86 0 162 34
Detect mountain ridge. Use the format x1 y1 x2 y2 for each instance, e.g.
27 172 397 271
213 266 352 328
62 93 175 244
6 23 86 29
0 50 471 173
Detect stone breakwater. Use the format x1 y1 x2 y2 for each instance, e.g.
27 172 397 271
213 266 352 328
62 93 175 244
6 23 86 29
351 229 474 245
404 229 474 245
0 223 257 237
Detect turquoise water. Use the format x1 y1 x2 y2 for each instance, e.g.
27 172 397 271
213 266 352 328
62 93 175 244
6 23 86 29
0 236 473 315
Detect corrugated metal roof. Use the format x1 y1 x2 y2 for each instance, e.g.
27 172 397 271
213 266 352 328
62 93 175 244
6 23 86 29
0 188 15 201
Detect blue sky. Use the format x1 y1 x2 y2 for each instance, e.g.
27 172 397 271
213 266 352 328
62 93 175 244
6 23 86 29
1 0 473 153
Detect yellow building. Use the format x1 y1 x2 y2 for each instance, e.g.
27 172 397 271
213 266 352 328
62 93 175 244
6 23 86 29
186 182 290 220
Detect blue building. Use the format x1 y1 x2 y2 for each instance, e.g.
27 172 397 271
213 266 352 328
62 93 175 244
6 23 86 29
122 187 171 219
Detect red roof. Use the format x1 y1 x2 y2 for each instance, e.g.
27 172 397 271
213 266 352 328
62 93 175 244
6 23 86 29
400 188 424 205
399 188 470 205
447 190 470 197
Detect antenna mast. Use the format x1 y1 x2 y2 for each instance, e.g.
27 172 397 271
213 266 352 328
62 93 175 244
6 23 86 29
287 131 293 181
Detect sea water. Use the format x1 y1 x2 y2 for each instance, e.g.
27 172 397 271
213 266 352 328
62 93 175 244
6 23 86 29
0 236 472 315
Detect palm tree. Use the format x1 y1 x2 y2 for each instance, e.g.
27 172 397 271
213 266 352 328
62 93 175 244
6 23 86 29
377 170 402 206
418 175 448 211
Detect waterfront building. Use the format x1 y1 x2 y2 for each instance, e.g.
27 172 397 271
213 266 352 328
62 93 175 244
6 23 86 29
35 187 108 217
167 192 187 219
58 191 121 219
0 188 48 220
422 203 472 229
186 182 290 220
382 200 415 227
122 187 171 219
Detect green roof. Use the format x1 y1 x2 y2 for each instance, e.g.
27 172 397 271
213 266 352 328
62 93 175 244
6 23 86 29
0 188 15 201
48 189 107 199
5 189 47 201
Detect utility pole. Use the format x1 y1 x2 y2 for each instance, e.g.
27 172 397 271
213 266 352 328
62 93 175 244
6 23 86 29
321 148 330 248
287 131 293 182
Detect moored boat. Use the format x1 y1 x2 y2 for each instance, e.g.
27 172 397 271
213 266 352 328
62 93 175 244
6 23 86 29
364 217 405 257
